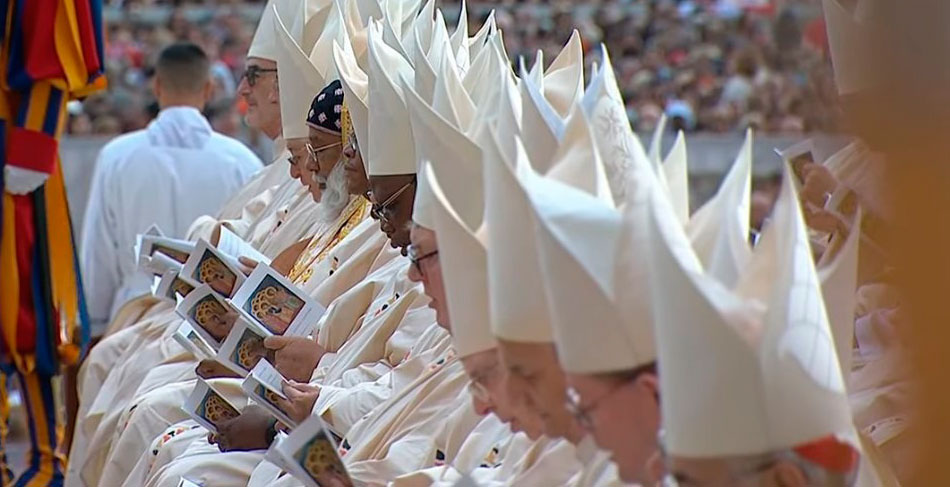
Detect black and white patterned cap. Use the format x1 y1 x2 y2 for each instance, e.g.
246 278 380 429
306 79 344 134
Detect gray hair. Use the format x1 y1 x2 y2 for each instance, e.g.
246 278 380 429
315 161 350 223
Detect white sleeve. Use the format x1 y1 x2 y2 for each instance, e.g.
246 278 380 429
79 151 122 334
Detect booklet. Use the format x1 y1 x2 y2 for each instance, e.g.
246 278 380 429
275 414 352 487
215 318 270 377
263 433 293 473
217 226 272 266
134 224 164 264
228 264 324 337
141 235 195 265
180 239 246 298
176 478 202 487
183 380 241 435
142 252 185 278
172 322 216 360
241 360 297 428
176 285 233 351
154 270 196 303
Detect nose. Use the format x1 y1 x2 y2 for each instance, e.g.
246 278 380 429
472 396 494 416
237 76 250 97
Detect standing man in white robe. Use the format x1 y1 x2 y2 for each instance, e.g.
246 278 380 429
80 42 262 334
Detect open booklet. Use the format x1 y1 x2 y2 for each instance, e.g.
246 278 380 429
153 269 196 303
175 285 233 351
180 239 246 298
216 226 271 266
241 360 298 428
227 264 325 338
273 414 353 487
182 380 241 435
214 318 270 377
172 322 216 360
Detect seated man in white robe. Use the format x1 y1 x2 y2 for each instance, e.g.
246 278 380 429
80 41 262 334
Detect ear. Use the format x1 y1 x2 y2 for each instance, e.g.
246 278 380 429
635 371 660 404
269 80 280 105
203 79 215 105
769 460 808 487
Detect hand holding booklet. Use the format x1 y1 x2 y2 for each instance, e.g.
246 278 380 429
241 360 298 428
216 226 271 266
214 318 269 377
183 380 241 435
275 414 353 487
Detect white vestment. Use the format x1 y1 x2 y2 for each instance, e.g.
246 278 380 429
80 106 262 332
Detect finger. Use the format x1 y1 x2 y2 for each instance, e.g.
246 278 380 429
207 433 217 444
263 335 290 350
238 256 259 268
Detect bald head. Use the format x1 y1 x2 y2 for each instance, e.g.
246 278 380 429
154 42 213 109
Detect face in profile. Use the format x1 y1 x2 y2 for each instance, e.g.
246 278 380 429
496 340 583 443
368 175 416 253
461 349 545 440
406 225 447 328
341 138 369 196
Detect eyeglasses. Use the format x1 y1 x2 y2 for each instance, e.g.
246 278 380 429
408 244 439 275
370 180 414 222
565 383 627 432
241 65 278 87
306 141 343 162
466 362 500 402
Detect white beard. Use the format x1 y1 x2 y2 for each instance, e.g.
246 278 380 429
316 161 350 223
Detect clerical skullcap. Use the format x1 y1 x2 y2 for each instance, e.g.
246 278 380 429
307 79 344 134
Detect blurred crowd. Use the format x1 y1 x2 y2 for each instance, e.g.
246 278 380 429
70 0 839 141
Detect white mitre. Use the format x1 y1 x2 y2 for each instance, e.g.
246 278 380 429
685 129 753 287
424 163 496 357
249 0 302 61
273 7 328 140
366 20 416 176
650 161 858 458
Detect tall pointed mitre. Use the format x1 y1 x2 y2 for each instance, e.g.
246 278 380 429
299 0 333 53
580 44 651 203
652 162 857 457
484 131 555 342
431 48 475 131
405 78 482 229
423 162 496 357
821 0 872 95
542 30 584 119
449 0 470 73
545 106 614 208
410 26 438 104
380 11 411 63
519 63 562 173
467 10 496 61
816 208 862 375
249 0 301 60
341 0 372 69
492 69 522 167
663 131 690 226
366 21 417 175
685 130 753 287
462 29 504 107
333 42 370 166
401 0 435 57
309 1 349 81
274 7 328 140
648 113 668 173
528 167 663 373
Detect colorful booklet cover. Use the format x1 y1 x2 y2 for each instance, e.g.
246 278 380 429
228 264 325 338
182 380 241 435
215 318 269 377
275 414 352 487
241 360 297 428
180 239 246 298
176 285 233 351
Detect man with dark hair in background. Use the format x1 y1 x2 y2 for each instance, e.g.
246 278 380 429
80 42 262 336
